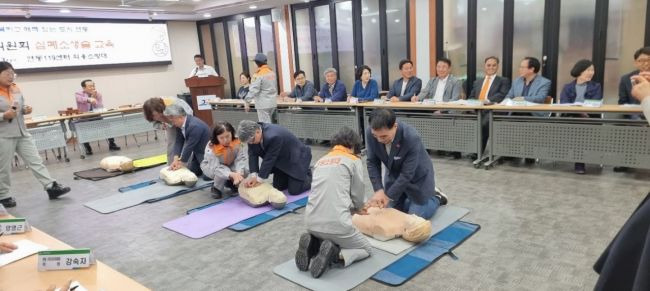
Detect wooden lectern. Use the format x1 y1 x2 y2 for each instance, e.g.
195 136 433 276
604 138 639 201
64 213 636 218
184 75 226 127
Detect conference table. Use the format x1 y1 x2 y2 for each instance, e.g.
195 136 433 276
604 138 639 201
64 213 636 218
25 107 155 160
210 99 360 140
483 104 649 169
209 99 485 165
210 99 650 170
0 215 150 290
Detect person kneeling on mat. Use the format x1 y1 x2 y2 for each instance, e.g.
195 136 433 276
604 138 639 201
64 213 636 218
237 120 312 195
200 121 249 199
164 102 210 177
365 108 448 219
295 127 371 278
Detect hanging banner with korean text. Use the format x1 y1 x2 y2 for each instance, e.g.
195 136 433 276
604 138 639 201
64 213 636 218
0 21 172 70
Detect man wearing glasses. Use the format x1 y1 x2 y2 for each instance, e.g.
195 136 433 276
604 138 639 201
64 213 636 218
614 47 650 172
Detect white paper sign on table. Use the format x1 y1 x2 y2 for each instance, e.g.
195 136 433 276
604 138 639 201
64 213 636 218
0 239 48 267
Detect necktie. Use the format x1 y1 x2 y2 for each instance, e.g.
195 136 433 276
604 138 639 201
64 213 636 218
479 76 491 101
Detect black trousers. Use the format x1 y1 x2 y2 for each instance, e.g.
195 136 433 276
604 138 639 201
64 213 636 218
272 167 312 195
83 138 116 151
594 192 650 291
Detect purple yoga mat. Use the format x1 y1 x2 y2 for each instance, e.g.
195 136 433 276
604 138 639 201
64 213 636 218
163 191 309 239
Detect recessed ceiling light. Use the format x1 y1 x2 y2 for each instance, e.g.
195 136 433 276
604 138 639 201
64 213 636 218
39 0 68 3
394 19 400 23
152 12 158 16
203 13 211 18
249 5 257 10
59 8 71 13
193 0 201 2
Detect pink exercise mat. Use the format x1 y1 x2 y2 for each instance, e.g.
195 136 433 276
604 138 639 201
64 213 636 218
162 191 309 239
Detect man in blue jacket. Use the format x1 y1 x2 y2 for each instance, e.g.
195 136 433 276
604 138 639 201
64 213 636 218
315 68 347 102
365 108 447 219
505 57 551 103
165 102 211 176
238 120 312 195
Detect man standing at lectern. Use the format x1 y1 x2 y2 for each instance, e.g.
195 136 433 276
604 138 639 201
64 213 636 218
245 53 277 123
189 54 218 78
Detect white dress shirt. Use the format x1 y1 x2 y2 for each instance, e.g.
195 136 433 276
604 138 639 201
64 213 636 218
189 65 218 78
400 79 409 96
434 76 448 102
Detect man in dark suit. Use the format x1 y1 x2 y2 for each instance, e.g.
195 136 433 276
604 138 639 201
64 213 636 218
618 47 650 107
238 120 312 195
468 56 511 103
387 59 422 102
469 56 511 154
613 47 650 172
165 102 211 176
365 109 447 219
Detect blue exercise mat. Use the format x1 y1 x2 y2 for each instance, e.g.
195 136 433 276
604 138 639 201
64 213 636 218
186 199 227 214
119 179 158 193
228 197 308 231
372 221 480 286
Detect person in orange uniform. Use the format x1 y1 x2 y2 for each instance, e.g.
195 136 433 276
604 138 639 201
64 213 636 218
0 61 71 208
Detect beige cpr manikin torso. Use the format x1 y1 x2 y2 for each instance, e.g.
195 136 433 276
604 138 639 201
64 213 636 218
238 182 288 209
159 167 198 187
352 207 432 243
99 156 134 172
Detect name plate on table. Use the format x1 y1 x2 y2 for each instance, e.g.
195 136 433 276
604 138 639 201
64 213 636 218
512 98 527 106
465 99 483 106
422 99 437 105
0 218 30 234
349 97 358 104
583 99 603 107
197 95 218 110
38 249 95 271
373 99 384 104
325 98 333 104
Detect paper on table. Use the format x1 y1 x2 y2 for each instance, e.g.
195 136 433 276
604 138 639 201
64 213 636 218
0 239 48 267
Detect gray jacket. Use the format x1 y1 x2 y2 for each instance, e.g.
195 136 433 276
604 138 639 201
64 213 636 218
0 90 29 138
418 75 462 102
200 142 249 181
306 148 366 234
245 65 278 110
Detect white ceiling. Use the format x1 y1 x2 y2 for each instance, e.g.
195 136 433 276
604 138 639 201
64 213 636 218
0 0 308 21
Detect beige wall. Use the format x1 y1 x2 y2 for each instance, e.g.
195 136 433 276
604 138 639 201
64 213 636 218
17 21 200 117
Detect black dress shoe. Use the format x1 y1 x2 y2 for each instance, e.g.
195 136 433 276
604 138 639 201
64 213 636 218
295 233 322 271
435 187 448 206
225 180 238 194
310 240 341 278
613 167 628 172
0 197 16 208
83 145 93 156
211 186 223 199
574 163 586 174
46 182 71 199
109 144 121 151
